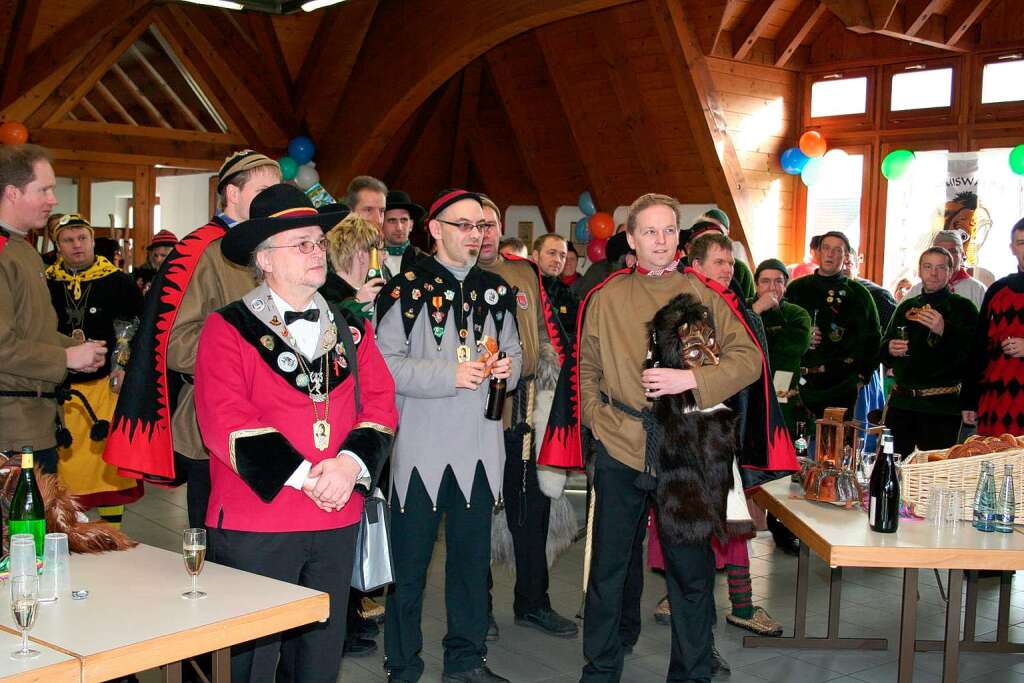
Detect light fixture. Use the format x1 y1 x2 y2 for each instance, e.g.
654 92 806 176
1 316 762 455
179 0 245 9
301 0 346 11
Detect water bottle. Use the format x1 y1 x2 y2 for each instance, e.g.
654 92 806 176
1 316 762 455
996 463 1016 533
973 461 997 532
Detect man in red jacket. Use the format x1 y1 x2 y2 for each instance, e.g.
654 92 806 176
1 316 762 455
195 184 398 682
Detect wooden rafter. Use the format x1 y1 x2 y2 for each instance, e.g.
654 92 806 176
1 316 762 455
775 0 827 67
244 12 294 114
450 60 483 189
127 45 206 132
682 0 729 55
905 0 945 37
110 63 171 129
0 0 41 107
648 0 753 251
79 96 107 124
733 0 786 62
93 80 138 126
945 0 995 46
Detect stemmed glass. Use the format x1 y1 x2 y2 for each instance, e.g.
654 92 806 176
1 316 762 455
897 326 911 357
182 528 207 600
10 574 40 659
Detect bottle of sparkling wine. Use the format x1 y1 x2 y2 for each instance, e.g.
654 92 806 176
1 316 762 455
484 352 508 421
367 247 382 281
9 447 46 558
643 329 659 402
868 431 900 533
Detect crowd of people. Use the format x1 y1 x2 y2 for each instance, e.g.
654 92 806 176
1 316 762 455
3 142 1024 683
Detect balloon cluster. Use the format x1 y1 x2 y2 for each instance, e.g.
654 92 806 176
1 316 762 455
279 136 335 207
780 131 833 187
0 121 29 145
574 191 614 262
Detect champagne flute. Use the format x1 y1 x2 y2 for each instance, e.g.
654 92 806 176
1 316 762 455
897 325 910 357
182 528 207 600
10 575 40 659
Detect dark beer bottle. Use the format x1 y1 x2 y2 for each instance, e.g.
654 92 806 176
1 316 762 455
9 447 46 557
485 352 508 421
868 431 900 533
644 329 659 402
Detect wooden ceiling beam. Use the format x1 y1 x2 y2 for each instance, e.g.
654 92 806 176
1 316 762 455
945 0 995 47
93 80 138 126
316 0 636 194
775 0 827 67
450 60 483 189
648 0 753 251
0 0 41 107
128 45 206 132
244 12 294 109
733 0 786 61
79 96 107 124
109 63 172 129
33 126 237 169
904 0 945 37
682 0 729 55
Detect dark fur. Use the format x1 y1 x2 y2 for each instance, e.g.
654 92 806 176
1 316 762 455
651 294 739 545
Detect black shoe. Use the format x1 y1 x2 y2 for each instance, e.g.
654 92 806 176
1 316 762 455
514 607 579 638
343 636 378 658
711 642 731 676
486 613 499 641
442 666 510 683
351 613 380 638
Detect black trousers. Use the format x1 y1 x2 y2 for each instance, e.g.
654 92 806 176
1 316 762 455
582 445 715 683
384 464 495 681
176 452 212 531
207 525 356 683
500 426 552 616
885 405 962 457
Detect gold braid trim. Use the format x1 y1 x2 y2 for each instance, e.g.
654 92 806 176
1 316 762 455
353 421 395 437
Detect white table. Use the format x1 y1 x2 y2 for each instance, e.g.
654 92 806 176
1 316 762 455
0 630 79 683
0 544 329 683
750 479 1024 683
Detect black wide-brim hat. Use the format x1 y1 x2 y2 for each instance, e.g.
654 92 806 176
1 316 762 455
386 190 425 223
222 183 340 265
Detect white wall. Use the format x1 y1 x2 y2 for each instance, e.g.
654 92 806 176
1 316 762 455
54 177 78 216
156 173 215 238
89 181 134 229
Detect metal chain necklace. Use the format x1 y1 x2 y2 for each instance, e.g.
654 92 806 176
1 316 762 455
294 351 330 451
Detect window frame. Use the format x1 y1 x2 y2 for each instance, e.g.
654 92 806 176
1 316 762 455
882 58 959 129
802 68 876 130
973 50 1024 123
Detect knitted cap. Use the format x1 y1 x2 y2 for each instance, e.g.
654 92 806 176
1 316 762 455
755 258 789 282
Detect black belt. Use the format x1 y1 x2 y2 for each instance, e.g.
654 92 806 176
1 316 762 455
0 390 58 399
600 392 659 491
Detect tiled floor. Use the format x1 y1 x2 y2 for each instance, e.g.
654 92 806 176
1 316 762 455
125 485 1024 682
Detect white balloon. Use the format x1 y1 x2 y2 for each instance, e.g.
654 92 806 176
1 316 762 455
294 163 320 191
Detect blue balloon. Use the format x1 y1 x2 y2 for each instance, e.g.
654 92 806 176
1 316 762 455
781 147 809 175
801 157 825 186
575 216 591 243
288 136 316 165
578 191 596 217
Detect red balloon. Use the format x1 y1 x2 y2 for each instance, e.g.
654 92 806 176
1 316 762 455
798 130 826 158
587 237 607 263
589 212 614 240
0 121 28 145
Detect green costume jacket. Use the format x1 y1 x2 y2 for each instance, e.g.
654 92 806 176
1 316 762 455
760 300 811 431
880 288 978 416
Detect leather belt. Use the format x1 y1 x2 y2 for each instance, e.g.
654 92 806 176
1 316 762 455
892 383 960 398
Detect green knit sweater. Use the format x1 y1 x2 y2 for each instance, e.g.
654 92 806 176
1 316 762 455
880 287 978 415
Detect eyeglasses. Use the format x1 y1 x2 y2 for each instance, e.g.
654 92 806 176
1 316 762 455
436 219 497 233
262 238 328 255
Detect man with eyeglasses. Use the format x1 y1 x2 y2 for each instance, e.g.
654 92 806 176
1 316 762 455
195 183 397 682
382 190 428 279
785 230 881 421
476 197 578 643
106 150 282 532
377 189 522 683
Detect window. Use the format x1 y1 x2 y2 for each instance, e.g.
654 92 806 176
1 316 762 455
804 152 864 255
982 58 1024 104
810 76 868 118
882 150 949 290
891 67 952 111
975 148 1024 279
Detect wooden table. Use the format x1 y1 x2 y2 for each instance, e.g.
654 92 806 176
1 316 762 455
0 544 329 683
749 478 1024 683
0 630 79 683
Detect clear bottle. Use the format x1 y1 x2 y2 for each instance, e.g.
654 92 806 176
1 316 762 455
974 461 997 532
869 431 900 533
995 463 1015 533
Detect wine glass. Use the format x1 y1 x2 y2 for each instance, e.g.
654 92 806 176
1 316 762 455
10 574 40 659
897 326 910 357
181 528 207 600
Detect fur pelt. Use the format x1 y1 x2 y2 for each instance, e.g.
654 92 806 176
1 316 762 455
650 293 753 546
1 457 138 555
534 342 568 500
491 494 578 570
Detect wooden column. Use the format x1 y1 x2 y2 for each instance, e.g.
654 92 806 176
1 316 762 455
133 165 155 264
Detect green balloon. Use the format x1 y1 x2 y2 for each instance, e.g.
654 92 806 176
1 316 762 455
278 156 299 181
881 150 915 180
1010 145 1024 176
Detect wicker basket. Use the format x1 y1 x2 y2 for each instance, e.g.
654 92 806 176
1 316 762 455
901 448 1024 523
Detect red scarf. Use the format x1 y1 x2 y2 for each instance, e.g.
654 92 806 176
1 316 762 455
949 267 970 287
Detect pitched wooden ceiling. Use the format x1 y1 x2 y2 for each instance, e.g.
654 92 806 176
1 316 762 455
0 0 1017 228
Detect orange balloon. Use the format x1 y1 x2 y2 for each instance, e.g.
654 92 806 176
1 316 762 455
0 121 29 145
589 212 614 239
799 130 826 158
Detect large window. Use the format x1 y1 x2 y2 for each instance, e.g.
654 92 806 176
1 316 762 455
890 67 952 111
804 152 864 256
882 150 949 290
810 76 868 118
981 58 1024 104
976 148 1024 280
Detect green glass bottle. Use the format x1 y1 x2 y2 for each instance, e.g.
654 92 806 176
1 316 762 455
9 447 46 558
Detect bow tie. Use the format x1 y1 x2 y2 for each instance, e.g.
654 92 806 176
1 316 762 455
284 309 320 325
